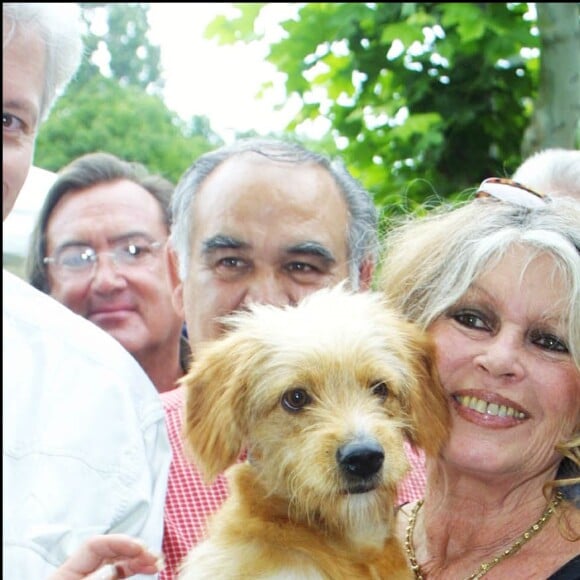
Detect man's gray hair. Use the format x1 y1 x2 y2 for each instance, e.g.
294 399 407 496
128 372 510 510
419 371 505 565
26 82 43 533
3 3 83 123
170 137 379 289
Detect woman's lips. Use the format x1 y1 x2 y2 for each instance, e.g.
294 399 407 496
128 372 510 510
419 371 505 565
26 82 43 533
451 392 528 427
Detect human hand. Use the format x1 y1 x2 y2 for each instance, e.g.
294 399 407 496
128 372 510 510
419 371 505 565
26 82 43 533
48 534 164 579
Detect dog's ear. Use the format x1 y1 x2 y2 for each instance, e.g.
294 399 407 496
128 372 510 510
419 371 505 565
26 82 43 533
400 325 450 457
180 331 264 483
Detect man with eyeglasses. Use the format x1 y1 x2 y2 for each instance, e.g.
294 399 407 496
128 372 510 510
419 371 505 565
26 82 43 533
27 151 188 394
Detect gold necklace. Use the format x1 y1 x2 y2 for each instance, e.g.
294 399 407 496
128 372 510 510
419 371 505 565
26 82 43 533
404 492 563 580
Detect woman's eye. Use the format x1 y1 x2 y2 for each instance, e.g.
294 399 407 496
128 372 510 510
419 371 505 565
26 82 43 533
532 333 568 354
453 310 489 330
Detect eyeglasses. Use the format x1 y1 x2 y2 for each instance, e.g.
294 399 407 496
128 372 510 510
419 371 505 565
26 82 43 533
475 177 547 209
44 239 163 275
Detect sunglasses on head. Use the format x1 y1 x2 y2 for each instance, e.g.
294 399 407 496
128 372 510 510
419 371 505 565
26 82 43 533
476 177 579 254
475 177 547 209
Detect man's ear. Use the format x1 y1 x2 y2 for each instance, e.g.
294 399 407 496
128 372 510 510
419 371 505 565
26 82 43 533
165 243 184 317
358 258 375 291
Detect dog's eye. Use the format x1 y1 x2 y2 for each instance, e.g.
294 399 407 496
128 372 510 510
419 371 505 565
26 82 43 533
281 388 311 412
370 381 389 401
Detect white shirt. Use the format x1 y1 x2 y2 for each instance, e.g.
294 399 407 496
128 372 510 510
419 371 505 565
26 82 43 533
3 270 171 579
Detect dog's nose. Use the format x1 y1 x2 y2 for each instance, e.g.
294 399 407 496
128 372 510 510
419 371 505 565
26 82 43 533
336 441 385 479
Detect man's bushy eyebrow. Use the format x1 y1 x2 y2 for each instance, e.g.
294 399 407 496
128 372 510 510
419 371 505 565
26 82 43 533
286 241 336 264
203 234 248 253
202 236 336 264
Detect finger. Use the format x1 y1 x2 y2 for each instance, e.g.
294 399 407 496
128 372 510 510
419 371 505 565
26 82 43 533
84 564 120 580
47 535 162 579
113 554 164 577
82 535 150 562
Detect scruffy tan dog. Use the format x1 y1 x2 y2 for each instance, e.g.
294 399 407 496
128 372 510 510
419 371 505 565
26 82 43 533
178 284 449 580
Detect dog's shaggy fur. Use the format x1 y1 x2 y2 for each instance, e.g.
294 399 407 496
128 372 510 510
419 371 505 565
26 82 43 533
178 284 449 579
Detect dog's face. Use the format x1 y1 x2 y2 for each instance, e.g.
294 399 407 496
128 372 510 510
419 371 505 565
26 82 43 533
182 284 449 529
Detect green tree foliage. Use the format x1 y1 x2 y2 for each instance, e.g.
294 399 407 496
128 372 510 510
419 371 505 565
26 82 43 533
207 2 579 220
78 3 163 93
35 76 220 183
35 3 222 183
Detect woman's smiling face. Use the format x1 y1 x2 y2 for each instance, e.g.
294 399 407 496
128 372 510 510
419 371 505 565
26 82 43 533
429 244 579 481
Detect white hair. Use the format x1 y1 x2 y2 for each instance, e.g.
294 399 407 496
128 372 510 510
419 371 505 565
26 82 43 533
513 148 580 201
3 3 84 122
380 196 580 367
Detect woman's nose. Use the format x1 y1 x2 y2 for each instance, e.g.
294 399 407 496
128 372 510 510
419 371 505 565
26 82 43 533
474 330 526 380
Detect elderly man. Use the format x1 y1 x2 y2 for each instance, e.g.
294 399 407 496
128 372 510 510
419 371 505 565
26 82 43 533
160 137 427 578
3 4 170 577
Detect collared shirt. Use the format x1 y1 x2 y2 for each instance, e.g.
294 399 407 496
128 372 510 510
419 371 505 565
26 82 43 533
3 270 171 579
160 385 427 579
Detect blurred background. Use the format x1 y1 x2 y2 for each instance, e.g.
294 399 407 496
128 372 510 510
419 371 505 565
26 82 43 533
4 168 57 279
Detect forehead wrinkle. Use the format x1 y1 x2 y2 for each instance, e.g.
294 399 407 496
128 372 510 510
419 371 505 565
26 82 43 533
467 278 567 328
53 231 155 250
110 231 157 243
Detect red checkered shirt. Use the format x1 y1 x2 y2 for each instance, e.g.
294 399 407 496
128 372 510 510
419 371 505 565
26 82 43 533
160 386 427 579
